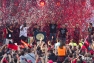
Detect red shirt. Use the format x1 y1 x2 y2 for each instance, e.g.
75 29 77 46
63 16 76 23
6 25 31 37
72 59 77 63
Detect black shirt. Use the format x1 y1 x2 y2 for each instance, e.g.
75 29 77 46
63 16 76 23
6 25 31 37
6 28 13 39
48 53 57 62
59 28 68 38
49 24 57 33
33 28 40 32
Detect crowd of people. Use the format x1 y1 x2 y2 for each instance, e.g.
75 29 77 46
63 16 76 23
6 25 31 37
0 21 94 63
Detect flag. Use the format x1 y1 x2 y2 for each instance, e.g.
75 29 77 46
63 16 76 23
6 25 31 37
21 40 31 48
84 40 89 48
81 36 92 53
81 45 87 51
34 32 46 41
8 44 18 50
89 50 94 55
82 36 89 48
21 40 29 47
20 45 25 48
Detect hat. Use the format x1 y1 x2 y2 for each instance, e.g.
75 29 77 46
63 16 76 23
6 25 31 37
73 43 77 46
48 60 53 63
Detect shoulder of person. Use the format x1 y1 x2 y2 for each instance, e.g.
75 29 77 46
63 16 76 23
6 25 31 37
30 53 35 55
20 56 26 60
63 46 66 48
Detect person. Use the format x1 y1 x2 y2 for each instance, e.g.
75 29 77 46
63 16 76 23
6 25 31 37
33 24 40 42
88 23 94 35
58 24 68 43
55 39 60 49
33 24 40 33
73 24 80 44
43 21 50 40
57 41 66 63
48 50 57 62
6 24 13 44
20 51 27 63
49 21 57 41
25 49 35 63
0 54 12 63
2 25 7 44
36 57 42 63
19 23 29 42
13 23 20 44
88 23 94 44
63 53 73 63
0 25 3 44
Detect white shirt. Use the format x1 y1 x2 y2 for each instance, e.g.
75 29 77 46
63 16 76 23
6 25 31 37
25 53 35 63
20 55 27 63
19 25 29 37
55 42 60 49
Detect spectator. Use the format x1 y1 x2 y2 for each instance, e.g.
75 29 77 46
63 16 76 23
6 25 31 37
48 50 57 62
73 24 80 44
57 42 66 63
25 49 35 63
49 21 57 41
2 26 7 44
19 23 29 42
6 24 13 44
88 23 94 44
55 39 60 49
20 51 27 63
58 24 68 43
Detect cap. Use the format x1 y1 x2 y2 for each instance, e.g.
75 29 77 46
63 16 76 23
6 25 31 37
48 60 53 63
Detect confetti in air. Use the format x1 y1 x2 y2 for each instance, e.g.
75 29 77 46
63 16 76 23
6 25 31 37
0 0 94 37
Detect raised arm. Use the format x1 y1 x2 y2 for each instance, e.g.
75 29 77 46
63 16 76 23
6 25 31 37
0 44 6 52
8 54 12 63
45 44 48 63
1 54 7 63
8 28 13 33
57 31 60 38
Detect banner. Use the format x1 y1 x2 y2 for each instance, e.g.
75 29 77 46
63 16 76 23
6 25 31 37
34 32 46 41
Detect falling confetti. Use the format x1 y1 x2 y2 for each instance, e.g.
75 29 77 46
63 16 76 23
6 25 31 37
0 0 94 38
